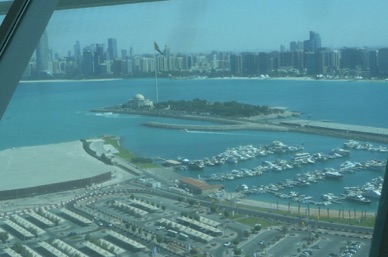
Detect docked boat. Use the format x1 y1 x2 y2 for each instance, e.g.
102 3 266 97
363 189 381 199
226 156 238 164
236 184 249 193
346 194 371 203
324 169 343 179
331 148 350 157
188 160 204 170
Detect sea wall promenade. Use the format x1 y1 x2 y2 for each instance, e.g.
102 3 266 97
282 120 388 144
93 108 388 144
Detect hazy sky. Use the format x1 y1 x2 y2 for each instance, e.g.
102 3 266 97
40 0 388 56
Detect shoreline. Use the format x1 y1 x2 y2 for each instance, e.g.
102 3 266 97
19 76 388 83
20 78 123 83
236 198 377 219
0 137 379 225
93 107 388 144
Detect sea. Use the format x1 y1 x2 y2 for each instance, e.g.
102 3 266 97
1 78 388 212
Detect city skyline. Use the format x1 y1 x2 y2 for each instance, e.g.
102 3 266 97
25 31 388 80
37 0 388 56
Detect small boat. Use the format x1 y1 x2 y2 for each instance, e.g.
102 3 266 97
346 194 371 204
324 170 343 179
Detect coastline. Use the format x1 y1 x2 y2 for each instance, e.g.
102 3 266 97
0 137 379 226
20 78 123 83
236 198 377 219
93 107 388 144
210 76 388 83
19 76 388 84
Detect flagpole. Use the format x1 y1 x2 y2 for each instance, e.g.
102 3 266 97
155 54 159 103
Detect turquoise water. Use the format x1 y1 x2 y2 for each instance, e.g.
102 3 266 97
1 78 387 212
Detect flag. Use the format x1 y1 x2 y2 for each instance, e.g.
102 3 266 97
154 42 164 56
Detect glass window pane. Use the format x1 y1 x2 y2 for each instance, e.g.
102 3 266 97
1 1 387 256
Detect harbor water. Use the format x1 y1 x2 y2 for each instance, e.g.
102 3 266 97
1 78 387 212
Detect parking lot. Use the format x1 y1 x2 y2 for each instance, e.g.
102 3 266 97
0 184 373 257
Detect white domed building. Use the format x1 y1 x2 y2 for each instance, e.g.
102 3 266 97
123 94 154 109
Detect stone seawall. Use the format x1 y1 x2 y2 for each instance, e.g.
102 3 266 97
93 108 388 144
143 121 289 132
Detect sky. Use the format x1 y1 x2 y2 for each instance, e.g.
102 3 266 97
12 0 388 56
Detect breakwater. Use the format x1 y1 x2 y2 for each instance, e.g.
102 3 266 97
142 121 289 132
92 108 388 144
283 120 388 144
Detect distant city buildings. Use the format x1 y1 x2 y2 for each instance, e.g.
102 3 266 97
23 31 388 80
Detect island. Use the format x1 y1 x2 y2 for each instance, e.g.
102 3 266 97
92 93 388 143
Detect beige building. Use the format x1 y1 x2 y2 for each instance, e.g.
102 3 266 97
123 94 153 109
179 177 223 195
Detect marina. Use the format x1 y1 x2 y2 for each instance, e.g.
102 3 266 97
172 140 386 208
2 78 388 214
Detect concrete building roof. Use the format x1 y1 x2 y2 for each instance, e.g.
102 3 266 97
179 177 221 190
0 141 112 190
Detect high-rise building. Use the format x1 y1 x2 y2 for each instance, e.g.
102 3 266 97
305 52 318 74
74 41 81 58
121 49 128 59
81 47 94 76
279 51 294 69
340 48 358 69
242 53 258 76
230 54 242 75
369 50 378 77
257 52 269 74
304 31 321 52
378 48 388 77
36 30 50 76
93 44 106 75
290 41 297 52
107 38 118 60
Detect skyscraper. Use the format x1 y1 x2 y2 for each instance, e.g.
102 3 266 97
107 38 118 60
304 31 321 52
378 48 388 77
230 54 242 76
36 30 50 75
74 40 81 58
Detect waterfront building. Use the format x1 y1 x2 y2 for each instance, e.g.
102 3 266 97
257 52 270 75
121 58 133 75
36 30 51 77
121 49 128 59
175 56 185 70
93 43 106 75
179 177 223 195
73 40 81 59
305 52 319 75
340 48 358 69
81 47 94 76
369 50 378 77
322 49 340 73
279 51 294 69
304 31 322 53
242 52 258 76
290 41 297 52
156 54 168 72
107 37 118 60
123 94 153 109
378 48 388 77
230 54 242 76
